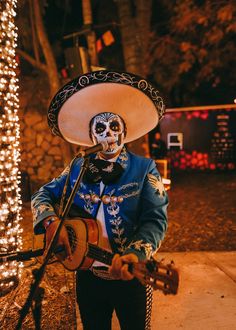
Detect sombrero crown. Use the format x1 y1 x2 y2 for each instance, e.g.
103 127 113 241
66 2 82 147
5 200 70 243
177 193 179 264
48 70 165 146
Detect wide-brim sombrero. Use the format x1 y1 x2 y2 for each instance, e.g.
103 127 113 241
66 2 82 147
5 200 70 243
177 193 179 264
48 70 165 146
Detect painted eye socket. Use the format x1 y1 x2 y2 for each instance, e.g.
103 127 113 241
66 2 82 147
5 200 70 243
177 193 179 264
110 121 120 132
95 122 106 134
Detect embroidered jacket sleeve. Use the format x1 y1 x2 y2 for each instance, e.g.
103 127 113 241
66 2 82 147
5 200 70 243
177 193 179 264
123 160 168 261
31 167 69 234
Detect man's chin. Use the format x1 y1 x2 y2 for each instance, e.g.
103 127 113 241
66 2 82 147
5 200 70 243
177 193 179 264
105 148 119 154
102 145 123 157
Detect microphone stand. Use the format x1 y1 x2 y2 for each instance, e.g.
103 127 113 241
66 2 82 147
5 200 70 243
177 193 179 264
15 155 90 329
31 269 45 330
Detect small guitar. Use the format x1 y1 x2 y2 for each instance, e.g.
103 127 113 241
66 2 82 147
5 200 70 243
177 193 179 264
1 218 179 295
34 217 179 295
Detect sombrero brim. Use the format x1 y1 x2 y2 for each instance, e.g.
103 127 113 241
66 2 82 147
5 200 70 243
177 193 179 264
48 71 165 146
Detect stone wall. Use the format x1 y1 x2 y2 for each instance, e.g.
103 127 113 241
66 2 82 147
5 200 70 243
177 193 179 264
18 76 67 194
19 108 66 193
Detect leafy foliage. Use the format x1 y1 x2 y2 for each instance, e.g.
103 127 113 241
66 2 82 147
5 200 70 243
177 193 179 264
149 0 236 106
16 0 236 106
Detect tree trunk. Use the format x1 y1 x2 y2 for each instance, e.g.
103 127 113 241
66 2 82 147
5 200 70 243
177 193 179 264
33 1 60 98
17 1 73 165
33 1 73 164
116 0 152 156
116 0 143 75
136 0 152 76
82 0 98 66
29 0 40 63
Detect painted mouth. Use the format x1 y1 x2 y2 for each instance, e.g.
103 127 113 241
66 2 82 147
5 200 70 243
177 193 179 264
108 142 117 150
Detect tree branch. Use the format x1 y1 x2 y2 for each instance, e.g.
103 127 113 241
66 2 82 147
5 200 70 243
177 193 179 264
33 1 60 97
29 0 40 62
16 48 47 72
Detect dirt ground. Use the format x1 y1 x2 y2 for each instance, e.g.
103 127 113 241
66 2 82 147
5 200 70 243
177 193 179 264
0 171 235 329
160 171 236 252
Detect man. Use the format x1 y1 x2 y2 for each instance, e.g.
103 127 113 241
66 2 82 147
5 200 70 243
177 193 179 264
150 131 167 160
32 70 168 330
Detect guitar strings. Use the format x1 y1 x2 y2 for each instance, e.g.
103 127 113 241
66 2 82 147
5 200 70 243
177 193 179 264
51 238 173 292
52 233 173 288
58 237 168 275
56 234 113 263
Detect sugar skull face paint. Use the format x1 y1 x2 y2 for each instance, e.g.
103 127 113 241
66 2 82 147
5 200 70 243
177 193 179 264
90 112 126 155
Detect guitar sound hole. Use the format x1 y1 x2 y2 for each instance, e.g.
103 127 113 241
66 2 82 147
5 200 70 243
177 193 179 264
66 226 77 253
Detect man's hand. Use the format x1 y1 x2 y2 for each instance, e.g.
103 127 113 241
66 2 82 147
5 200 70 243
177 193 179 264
43 217 72 260
110 253 139 280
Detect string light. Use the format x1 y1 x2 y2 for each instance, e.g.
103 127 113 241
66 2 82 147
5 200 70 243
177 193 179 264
0 0 23 295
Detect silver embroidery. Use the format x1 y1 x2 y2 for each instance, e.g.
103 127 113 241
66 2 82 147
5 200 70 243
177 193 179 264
107 204 120 216
106 189 120 216
120 189 140 199
118 182 139 191
32 204 54 221
126 240 153 259
109 188 115 196
79 190 96 214
84 203 94 214
109 217 127 252
147 173 165 197
118 148 128 168
89 163 99 173
38 204 54 215
80 182 87 189
102 163 114 173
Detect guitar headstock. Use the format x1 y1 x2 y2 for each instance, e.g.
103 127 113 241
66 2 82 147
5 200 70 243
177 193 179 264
132 257 179 295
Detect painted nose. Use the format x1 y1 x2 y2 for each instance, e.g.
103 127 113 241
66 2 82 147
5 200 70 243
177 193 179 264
106 131 111 137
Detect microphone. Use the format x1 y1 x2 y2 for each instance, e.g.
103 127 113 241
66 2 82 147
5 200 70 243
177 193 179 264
76 138 115 158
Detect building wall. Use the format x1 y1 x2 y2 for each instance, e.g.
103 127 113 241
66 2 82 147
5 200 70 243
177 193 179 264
150 109 236 171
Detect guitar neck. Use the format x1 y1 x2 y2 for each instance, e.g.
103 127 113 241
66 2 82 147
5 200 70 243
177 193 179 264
87 243 114 266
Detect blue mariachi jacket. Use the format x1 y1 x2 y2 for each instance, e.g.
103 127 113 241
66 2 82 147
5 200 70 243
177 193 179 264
31 148 168 261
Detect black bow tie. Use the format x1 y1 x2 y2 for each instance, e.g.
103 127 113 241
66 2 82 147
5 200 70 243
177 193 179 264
84 159 124 185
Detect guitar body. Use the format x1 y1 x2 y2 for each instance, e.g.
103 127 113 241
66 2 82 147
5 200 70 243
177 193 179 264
34 218 99 271
33 217 179 294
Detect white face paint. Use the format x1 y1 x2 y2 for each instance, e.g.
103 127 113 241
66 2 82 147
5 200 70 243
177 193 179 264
90 112 125 155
